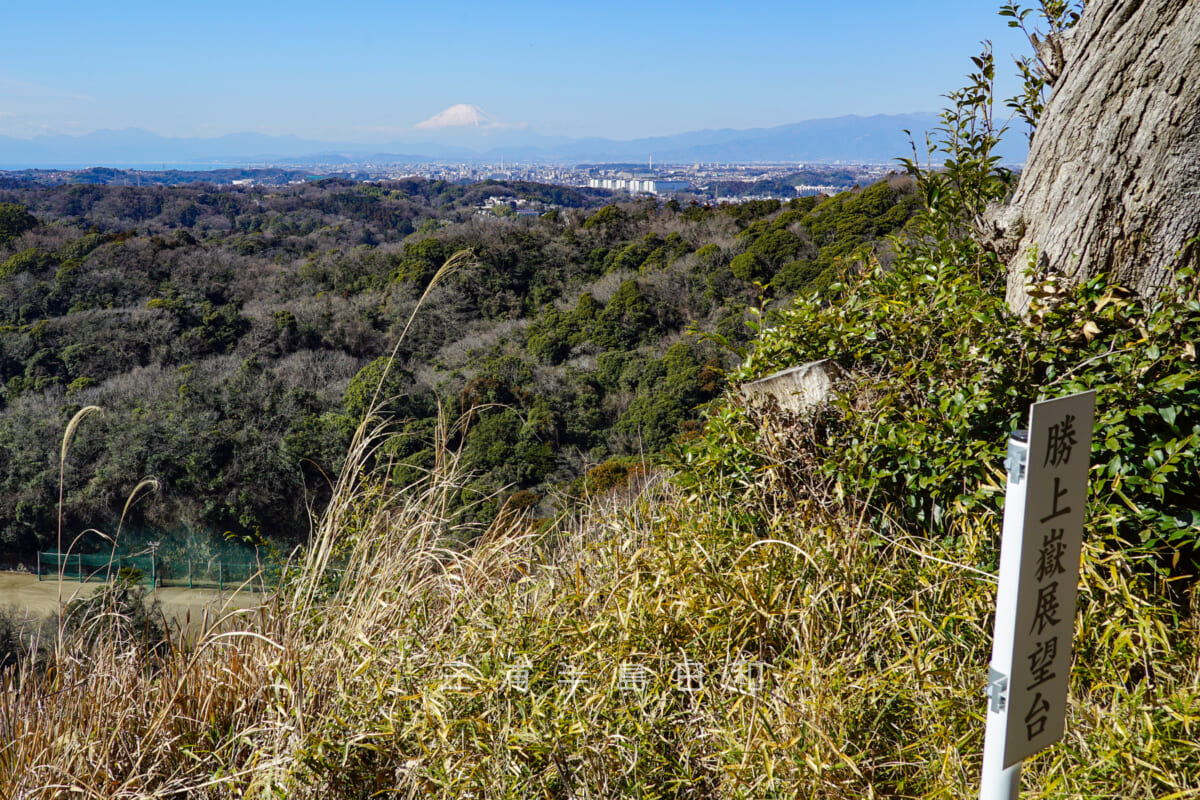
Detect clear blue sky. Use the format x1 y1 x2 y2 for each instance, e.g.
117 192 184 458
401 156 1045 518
0 1 1031 142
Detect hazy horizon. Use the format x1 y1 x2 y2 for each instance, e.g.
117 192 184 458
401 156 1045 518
1 1 1030 144
0 108 938 146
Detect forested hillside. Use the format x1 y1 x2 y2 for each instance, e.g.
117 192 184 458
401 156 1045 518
0 176 918 558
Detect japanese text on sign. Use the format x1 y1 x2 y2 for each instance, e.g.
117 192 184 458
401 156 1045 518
999 392 1094 766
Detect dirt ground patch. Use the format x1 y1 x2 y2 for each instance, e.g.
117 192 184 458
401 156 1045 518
0 571 262 628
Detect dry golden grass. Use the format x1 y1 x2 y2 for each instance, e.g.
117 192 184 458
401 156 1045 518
2 251 1197 797
1 410 1198 797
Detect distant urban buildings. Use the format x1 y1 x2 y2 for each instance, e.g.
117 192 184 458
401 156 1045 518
475 195 547 217
586 176 691 195
4 159 895 201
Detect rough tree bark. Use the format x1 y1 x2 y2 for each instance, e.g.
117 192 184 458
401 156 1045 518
989 0 1200 313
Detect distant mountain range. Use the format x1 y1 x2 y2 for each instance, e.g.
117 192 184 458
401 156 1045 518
0 112 1028 168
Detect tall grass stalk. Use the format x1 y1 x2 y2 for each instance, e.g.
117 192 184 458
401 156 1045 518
56 404 101 638
293 249 472 614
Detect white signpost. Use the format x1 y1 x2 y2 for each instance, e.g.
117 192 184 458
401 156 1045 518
980 391 1096 800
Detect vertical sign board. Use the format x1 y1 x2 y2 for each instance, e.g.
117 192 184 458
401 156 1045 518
985 390 1095 775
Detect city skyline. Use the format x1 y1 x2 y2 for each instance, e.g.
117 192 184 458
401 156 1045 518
1 1 1032 144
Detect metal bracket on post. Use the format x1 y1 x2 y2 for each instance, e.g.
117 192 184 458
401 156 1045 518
1004 431 1028 485
986 667 1009 714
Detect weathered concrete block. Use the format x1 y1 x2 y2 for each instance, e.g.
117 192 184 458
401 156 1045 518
740 359 843 415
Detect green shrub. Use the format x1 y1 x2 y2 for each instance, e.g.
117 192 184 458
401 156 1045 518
0 248 57 281
692 40 1200 596
0 203 37 246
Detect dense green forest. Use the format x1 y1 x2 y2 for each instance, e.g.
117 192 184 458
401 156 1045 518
0 175 919 559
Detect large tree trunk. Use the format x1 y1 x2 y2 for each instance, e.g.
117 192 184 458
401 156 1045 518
992 0 1200 313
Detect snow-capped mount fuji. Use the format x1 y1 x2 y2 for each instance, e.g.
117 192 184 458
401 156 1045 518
414 103 508 130
401 103 537 155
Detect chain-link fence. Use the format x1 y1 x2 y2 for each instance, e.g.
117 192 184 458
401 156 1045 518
37 550 272 593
